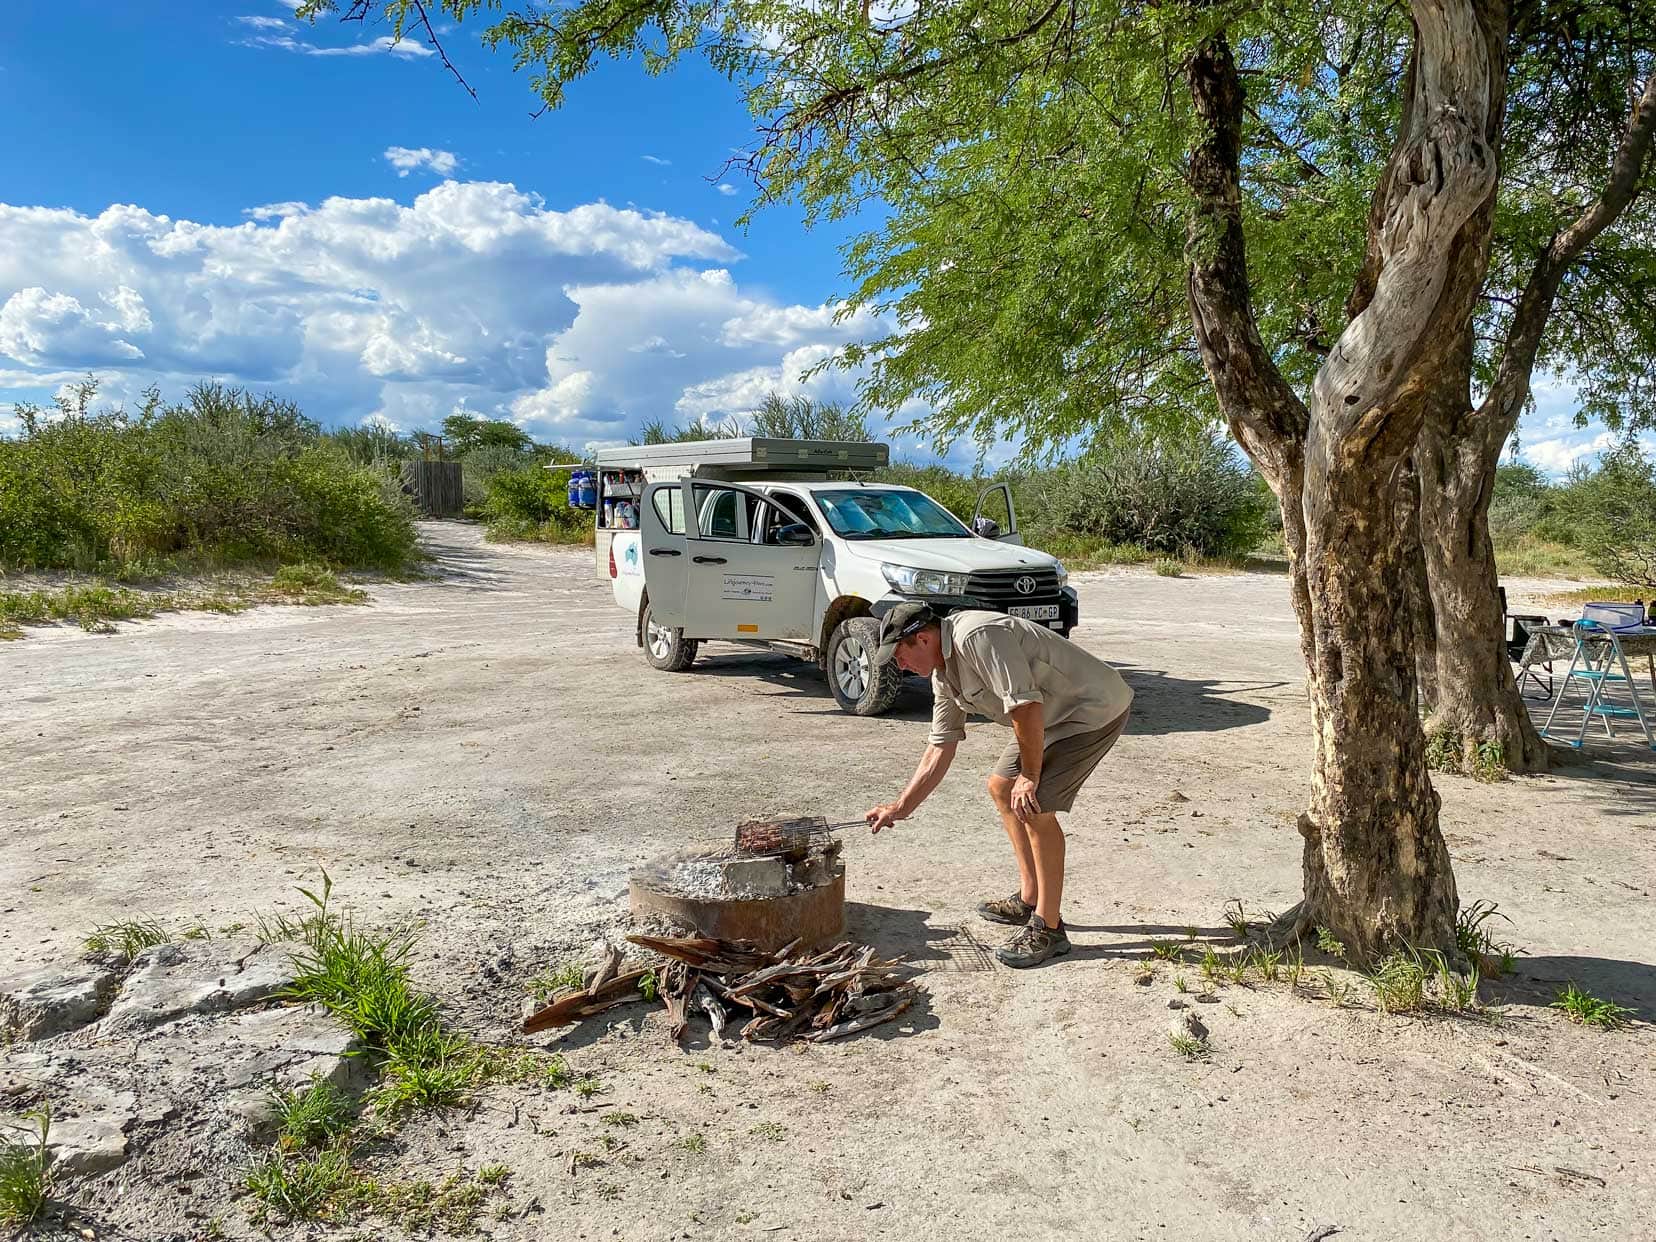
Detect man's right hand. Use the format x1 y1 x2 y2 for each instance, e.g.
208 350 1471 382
865 803 904 834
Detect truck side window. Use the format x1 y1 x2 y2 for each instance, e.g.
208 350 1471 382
651 487 685 535
692 484 761 542
770 493 819 535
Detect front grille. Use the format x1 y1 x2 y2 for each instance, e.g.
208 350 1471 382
964 568 1061 607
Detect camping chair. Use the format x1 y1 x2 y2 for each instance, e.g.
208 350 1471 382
1499 587 1553 700
1540 620 1656 750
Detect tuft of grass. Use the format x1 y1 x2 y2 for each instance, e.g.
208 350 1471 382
1222 900 1250 940
1225 953 1250 985
246 1145 357 1226
1320 968 1353 1007
1368 952 1428 1014
1456 900 1518 974
1149 940 1183 962
478 1164 510 1187
1552 983 1634 1030
474 1047 571 1089
1199 947 1222 982
1250 948 1282 983
1153 558 1185 578
1286 949 1306 992
748 1122 787 1142
179 921 212 941
0 1107 51 1232
1173 973 1188 994
1425 729 1509 782
573 1076 604 1100
271 1078 354 1151
601 1111 639 1128
1169 1031 1209 1061
270 564 366 605
529 961 585 1004
678 1133 707 1155
84 916 171 963
1430 953 1483 1014
1132 963 1155 986
694 1060 716 1074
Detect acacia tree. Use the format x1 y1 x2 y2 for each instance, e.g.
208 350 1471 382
308 0 1654 962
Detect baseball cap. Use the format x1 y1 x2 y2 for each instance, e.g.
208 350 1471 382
873 601 938 666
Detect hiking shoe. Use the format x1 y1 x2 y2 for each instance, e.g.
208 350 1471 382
995 915 1071 968
977 893 1035 926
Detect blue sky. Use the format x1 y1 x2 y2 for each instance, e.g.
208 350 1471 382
0 1 1617 473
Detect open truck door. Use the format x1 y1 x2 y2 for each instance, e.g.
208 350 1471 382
682 480 820 642
972 483 1024 546
640 482 689 625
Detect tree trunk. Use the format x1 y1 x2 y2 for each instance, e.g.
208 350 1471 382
1416 411 1552 772
1184 0 1505 962
1297 457 1458 963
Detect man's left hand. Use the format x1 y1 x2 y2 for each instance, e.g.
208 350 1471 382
1010 775 1041 822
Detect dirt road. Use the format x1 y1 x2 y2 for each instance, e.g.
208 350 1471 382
4 522 1653 1240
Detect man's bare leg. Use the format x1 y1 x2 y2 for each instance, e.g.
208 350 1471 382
986 775 1038 905
1022 812 1065 927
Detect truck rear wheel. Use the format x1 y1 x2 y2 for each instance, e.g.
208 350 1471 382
826 616 903 716
642 600 698 672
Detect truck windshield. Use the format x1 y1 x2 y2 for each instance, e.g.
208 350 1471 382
813 489 971 540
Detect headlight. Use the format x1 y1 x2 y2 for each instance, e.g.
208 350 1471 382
882 563 971 596
1052 561 1069 587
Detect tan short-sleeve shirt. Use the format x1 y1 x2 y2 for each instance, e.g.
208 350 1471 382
927 610 1133 747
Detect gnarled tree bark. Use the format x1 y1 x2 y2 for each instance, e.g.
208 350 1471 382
1186 0 1507 961
1416 67 1656 773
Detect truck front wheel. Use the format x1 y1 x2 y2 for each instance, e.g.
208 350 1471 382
642 601 698 672
825 616 903 716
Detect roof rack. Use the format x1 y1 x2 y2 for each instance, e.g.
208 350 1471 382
591 438 889 473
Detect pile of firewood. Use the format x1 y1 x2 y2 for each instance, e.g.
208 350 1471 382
522 933 918 1044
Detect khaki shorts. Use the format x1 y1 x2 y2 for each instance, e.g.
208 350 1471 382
993 709 1130 814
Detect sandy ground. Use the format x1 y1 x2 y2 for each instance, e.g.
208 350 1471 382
3 520 1653 1241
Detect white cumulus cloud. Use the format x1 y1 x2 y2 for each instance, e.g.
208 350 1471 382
384 146 460 178
642 155 672 167
238 32 432 58
716 183 738 196
0 183 895 449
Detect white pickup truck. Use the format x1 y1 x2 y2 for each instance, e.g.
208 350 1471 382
587 439 1077 715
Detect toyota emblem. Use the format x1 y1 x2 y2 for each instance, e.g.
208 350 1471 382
1014 575 1038 595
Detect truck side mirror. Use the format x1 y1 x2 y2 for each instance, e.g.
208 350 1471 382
972 516 1001 539
777 523 815 546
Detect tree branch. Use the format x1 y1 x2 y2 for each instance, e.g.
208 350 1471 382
1481 71 1656 429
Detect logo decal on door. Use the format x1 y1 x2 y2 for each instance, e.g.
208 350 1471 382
722 574 775 602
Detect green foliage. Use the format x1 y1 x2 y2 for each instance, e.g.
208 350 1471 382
1552 983 1634 1030
85 917 171 962
1425 730 1509 783
1568 441 1656 588
1367 952 1428 1014
442 413 532 458
748 394 870 441
1455 900 1518 975
1033 426 1276 558
0 381 418 574
0 1107 50 1231
483 465 592 545
271 1078 356 1152
1168 1030 1209 1061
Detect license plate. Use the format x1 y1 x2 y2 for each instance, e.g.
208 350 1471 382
1009 604 1059 621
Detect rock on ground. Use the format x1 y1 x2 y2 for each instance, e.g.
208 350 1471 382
0 963 121 1041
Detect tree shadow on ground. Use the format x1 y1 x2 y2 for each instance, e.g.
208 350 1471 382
1493 954 1656 1025
690 650 1282 734
409 521 514 590
1524 694 1656 818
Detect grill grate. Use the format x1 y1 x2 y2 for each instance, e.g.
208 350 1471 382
733 815 838 858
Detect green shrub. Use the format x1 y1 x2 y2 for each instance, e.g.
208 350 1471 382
1031 424 1275 557
483 465 591 544
0 381 419 575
